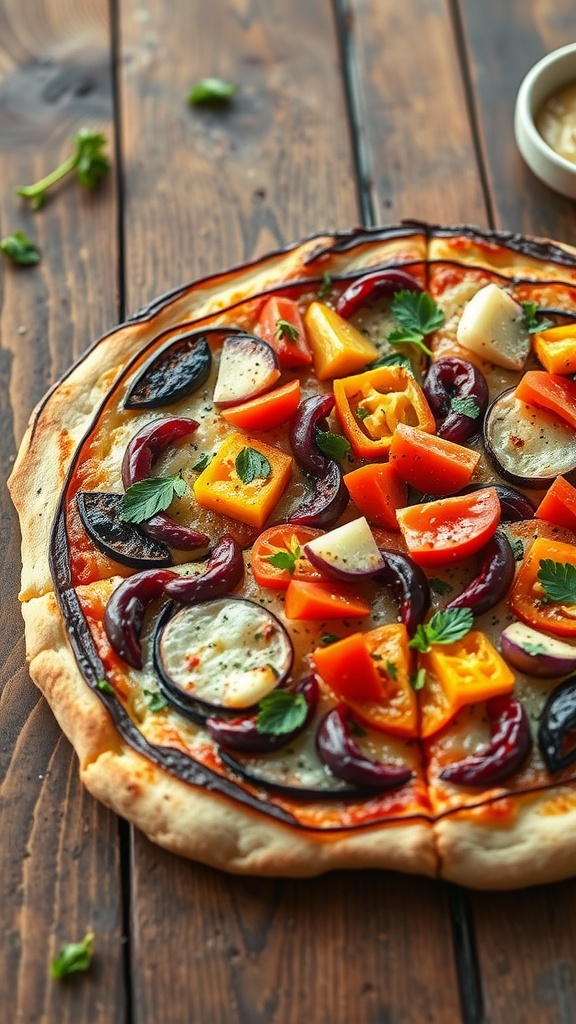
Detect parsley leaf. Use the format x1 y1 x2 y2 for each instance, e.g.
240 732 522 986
96 678 115 695
428 578 453 597
267 546 301 572
192 453 212 472
256 690 308 735
521 641 549 656
410 667 427 691
235 447 271 484
520 301 554 335
121 473 186 523
276 319 299 343
16 129 110 209
391 290 445 334
51 933 94 980
408 607 474 654
315 430 351 461
388 326 433 357
143 689 168 712
508 534 524 562
369 352 414 373
385 660 398 679
317 272 332 299
187 78 236 104
356 406 370 421
538 559 576 605
0 231 41 265
450 396 481 419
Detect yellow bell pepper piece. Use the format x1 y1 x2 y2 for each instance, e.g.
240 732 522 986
304 302 379 380
193 432 293 528
418 631 515 738
533 324 576 376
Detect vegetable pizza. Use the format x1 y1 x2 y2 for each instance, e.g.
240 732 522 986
9 222 576 888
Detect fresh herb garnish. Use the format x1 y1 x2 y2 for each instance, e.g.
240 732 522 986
0 231 41 265
410 667 427 691
388 290 444 357
508 535 524 562
187 78 236 105
321 632 340 645
96 678 114 695
369 352 414 373
315 430 351 461
520 301 554 335
51 933 94 980
267 546 301 572
385 661 398 679
192 453 212 472
317 272 332 300
276 319 299 343
428 578 453 597
256 690 308 735
538 559 576 606
450 396 481 419
355 406 370 421
521 641 549 656
16 129 110 209
408 607 474 654
235 447 271 484
121 473 186 523
143 689 168 712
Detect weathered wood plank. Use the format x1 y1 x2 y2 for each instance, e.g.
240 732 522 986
0 1 124 1020
119 2 461 1023
459 0 576 238
345 0 486 227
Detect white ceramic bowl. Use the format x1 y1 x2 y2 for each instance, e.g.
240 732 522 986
514 43 576 200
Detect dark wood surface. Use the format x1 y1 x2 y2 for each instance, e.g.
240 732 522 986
1 2 576 1022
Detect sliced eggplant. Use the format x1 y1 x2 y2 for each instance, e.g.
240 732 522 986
500 622 576 678
439 696 532 787
218 746 362 799
212 333 280 407
316 704 413 790
155 597 293 712
483 388 576 488
446 531 515 617
335 268 422 320
303 517 384 581
124 333 212 408
423 357 489 443
288 460 349 528
373 549 431 636
104 567 177 668
122 416 199 487
539 675 576 774
77 491 172 568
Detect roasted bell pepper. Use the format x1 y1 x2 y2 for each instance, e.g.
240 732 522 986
389 423 480 495
509 536 576 637
193 431 293 528
333 365 435 459
303 302 379 380
220 379 301 431
419 630 515 738
313 623 417 738
284 579 371 620
514 370 576 431
534 476 576 532
534 323 576 376
343 462 407 529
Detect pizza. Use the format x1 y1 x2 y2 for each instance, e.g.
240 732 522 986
9 222 576 889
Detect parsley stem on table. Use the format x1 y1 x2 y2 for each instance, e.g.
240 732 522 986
16 129 110 210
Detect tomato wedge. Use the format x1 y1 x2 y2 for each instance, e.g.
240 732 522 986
396 488 501 567
343 462 407 529
389 423 480 495
250 524 324 589
535 476 576 532
510 537 576 637
258 295 312 368
515 371 576 430
284 579 371 620
220 379 301 431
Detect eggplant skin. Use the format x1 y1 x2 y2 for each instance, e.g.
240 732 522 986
483 388 576 489
77 491 172 568
124 333 212 409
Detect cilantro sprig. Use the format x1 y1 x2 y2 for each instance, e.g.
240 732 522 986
16 129 110 209
51 933 94 980
235 447 271 484
121 473 186 523
409 607 474 654
388 290 444 357
0 231 41 265
315 430 351 461
267 545 301 573
520 301 554 335
256 689 308 735
450 395 481 419
538 559 576 606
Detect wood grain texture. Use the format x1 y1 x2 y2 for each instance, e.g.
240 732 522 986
344 0 486 227
119 2 461 1023
459 0 576 239
0 1 124 1020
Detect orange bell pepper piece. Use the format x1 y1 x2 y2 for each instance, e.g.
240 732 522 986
509 536 576 637
303 302 379 380
284 579 371 620
343 462 407 529
333 365 435 459
535 476 576 532
534 323 576 376
312 633 382 702
389 423 480 495
220 379 301 431
515 370 576 430
193 432 293 528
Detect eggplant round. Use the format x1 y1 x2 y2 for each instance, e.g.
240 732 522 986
122 416 199 487
218 747 363 799
374 549 431 636
212 333 280 407
483 387 576 488
289 393 335 475
124 333 212 408
155 597 294 712
500 622 576 678
77 491 172 569
538 675 576 774
289 459 349 528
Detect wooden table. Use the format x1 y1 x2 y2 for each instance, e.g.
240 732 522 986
2 2 576 1021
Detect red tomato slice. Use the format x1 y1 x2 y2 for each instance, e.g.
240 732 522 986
258 296 313 368
220 379 301 431
250 524 324 589
515 371 576 430
396 488 501 566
